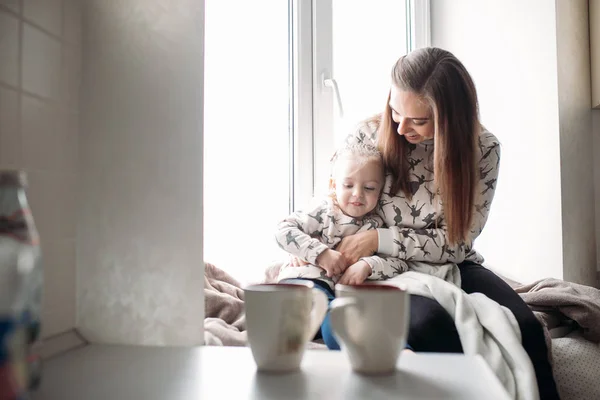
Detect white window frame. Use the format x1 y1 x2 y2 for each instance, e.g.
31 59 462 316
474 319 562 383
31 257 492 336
291 0 431 211
291 0 315 211
407 0 431 50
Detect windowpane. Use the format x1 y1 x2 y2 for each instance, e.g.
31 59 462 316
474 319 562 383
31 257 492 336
204 1 290 284
332 1 408 144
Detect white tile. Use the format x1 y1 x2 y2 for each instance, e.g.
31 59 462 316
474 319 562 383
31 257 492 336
40 238 76 337
23 0 62 37
21 95 77 172
0 10 19 87
22 24 62 99
62 0 80 44
0 0 21 14
0 86 21 166
60 44 81 110
21 95 55 170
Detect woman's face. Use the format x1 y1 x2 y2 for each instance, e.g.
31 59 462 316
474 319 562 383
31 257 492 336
389 86 434 144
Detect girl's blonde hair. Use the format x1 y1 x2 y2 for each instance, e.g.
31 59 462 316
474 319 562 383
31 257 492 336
330 142 383 167
376 47 479 244
328 142 384 199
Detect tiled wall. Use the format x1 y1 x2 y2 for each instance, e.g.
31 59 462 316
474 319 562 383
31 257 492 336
0 0 81 337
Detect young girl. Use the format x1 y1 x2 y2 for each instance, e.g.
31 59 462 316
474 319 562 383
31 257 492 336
275 142 407 289
275 142 408 349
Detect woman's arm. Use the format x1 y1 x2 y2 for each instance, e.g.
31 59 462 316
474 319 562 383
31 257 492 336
334 213 384 265
363 255 409 280
384 137 501 263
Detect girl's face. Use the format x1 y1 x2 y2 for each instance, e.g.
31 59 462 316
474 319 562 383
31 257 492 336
332 156 384 218
389 86 435 144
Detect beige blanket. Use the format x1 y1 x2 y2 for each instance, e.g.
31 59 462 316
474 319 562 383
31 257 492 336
203 262 247 346
514 278 600 343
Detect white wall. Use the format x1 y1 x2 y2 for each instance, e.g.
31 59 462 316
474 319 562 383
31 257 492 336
78 0 205 345
0 0 81 338
594 109 600 284
556 0 596 285
431 0 564 284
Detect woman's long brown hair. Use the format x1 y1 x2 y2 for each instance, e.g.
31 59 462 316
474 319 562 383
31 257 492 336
377 47 479 245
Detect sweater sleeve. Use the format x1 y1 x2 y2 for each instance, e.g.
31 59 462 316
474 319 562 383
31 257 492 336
362 255 409 281
381 139 501 263
275 201 331 265
353 215 408 279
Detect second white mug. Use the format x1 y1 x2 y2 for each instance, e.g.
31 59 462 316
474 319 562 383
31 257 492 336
329 283 410 375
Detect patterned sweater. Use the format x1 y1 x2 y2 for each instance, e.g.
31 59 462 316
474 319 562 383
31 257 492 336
275 197 408 288
350 120 501 264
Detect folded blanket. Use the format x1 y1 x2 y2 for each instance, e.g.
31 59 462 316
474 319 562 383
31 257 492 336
385 263 538 400
514 278 600 343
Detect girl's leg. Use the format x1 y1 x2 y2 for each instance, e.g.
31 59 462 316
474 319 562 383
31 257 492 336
310 280 340 350
458 262 560 400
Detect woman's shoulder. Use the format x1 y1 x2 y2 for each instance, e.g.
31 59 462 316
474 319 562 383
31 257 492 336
479 125 501 149
477 125 501 167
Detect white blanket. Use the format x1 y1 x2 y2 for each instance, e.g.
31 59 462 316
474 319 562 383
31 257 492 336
384 262 538 400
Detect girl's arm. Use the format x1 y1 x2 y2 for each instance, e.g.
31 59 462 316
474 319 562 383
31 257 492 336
275 201 331 265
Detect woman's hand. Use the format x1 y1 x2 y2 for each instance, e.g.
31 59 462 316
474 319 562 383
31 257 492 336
338 261 371 285
316 249 347 277
335 230 378 265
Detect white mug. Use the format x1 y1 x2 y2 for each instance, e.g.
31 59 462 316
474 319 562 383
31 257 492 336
330 283 410 375
244 281 328 373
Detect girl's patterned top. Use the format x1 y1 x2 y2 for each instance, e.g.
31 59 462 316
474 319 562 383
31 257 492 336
350 119 501 264
275 197 409 288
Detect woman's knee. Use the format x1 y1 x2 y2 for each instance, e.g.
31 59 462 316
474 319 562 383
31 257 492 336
410 296 452 331
515 311 546 344
408 295 462 352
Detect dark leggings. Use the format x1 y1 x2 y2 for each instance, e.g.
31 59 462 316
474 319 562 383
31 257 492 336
409 261 559 400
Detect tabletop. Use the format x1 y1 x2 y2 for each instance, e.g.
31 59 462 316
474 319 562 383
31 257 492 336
32 344 511 400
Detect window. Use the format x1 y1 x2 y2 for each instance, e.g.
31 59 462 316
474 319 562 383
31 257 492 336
204 0 429 284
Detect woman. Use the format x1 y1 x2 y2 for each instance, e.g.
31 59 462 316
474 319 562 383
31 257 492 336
334 47 560 399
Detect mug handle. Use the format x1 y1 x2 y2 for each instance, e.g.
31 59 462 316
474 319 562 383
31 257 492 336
329 297 361 349
306 288 329 341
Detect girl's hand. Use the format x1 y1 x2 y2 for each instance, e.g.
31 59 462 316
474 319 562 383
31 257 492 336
335 230 378 265
338 261 372 285
290 255 309 267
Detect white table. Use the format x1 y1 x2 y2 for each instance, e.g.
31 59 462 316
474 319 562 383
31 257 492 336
32 345 511 400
